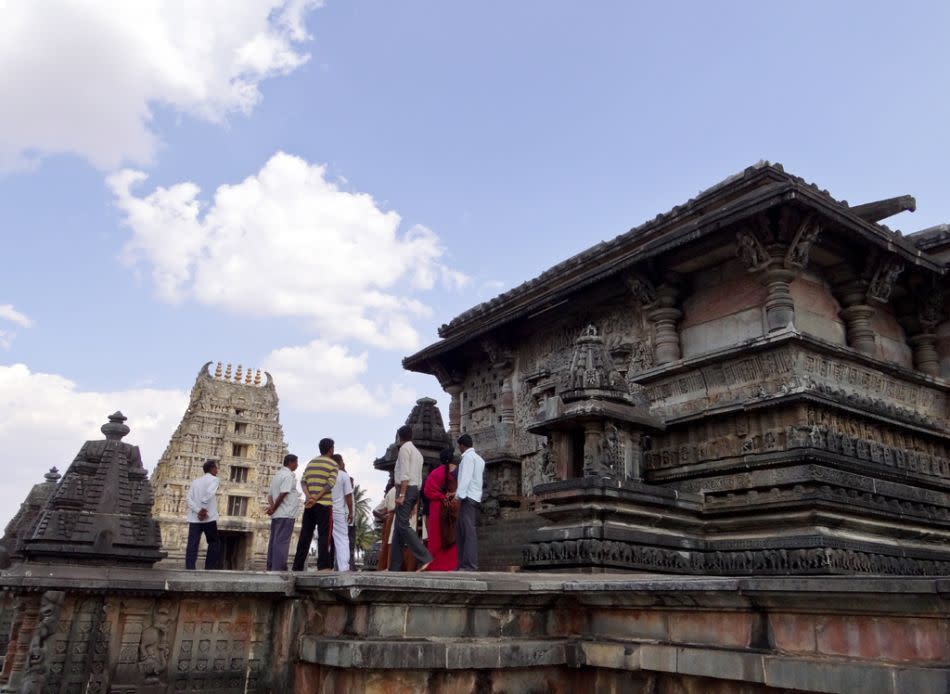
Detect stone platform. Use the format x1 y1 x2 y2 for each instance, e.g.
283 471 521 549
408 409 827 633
1 565 947 693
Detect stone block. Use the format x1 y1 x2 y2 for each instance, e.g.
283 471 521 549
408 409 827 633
445 640 501 669
815 615 950 663
637 643 677 674
681 277 766 329
769 613 817 655
366 604 408 638
680 308 763 358
405 605 468 638
575 640 642 670
588 608 669 641
763 655 897 694
668 611 752 648
674 646 764 683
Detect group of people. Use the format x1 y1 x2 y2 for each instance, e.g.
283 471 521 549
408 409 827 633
183 427 485 573
375 428 485 572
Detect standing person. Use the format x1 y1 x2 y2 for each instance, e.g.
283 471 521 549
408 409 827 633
291 438 338 571
265 454 300 571
454 434 485 571
423 448 460 571
330 454 354 571
185 459 221 570
347 475 357 562
389 425 433 572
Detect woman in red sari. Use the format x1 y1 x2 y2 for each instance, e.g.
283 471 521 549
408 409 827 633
423 448 459 571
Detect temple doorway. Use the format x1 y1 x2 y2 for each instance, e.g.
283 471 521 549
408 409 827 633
219 531 251 570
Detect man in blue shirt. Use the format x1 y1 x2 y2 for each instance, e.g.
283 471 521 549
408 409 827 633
452 434 485 571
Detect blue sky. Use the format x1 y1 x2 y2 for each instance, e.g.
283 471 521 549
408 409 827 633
1 1 948 515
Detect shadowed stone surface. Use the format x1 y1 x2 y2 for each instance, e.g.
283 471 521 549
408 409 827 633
19 413 164 567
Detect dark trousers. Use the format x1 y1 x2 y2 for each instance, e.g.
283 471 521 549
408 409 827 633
266 517 295 571
389 486 433 571
292 503 333 570
349 524 356 558
456 499 479 571
185 521 221 570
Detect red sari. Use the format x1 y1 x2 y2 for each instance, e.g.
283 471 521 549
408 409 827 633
423 464 458 571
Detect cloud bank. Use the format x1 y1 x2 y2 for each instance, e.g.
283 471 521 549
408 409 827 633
110 151 468 350
0 0 322 170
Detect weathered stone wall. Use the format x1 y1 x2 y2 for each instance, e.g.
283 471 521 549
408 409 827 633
2 566 946 693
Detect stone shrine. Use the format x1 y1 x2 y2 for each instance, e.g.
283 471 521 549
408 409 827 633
150 362 293 570
403 162 950 575
373 397 453 480
19 412 164 566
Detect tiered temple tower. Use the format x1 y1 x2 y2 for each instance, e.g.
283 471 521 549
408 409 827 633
151 362 292 570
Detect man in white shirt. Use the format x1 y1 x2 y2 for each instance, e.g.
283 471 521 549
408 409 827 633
265 454 300 571
390 425 433 571
330 454 354 571
185 459 221 570
453 434 485 571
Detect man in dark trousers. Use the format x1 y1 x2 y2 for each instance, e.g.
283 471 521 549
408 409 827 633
185 459 221 570
389 425 433 572
292 438 338 571
453 434 485 571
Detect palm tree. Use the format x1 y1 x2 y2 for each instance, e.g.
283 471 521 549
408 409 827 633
350 484 376 562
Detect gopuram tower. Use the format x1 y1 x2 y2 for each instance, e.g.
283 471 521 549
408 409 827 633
151 362 293 570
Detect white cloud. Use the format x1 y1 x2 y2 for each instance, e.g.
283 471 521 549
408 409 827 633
335 442 390 517
0 304 33 349
0 0 322 170
0 305 33 328
110 151 468 350
262 339 417 416
0 363 188 527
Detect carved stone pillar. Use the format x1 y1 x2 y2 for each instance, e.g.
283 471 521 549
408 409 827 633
582 423 602 477
624 430 642 481
445 384 463 438
909 334 939 376
762 267 797 331
500 376 515 424
839 304 877 356
835 280 877 356
647 285 682 365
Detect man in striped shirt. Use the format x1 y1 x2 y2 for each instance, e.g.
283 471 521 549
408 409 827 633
292 438 338 571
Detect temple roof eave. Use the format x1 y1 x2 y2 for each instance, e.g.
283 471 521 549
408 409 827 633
404 170 946 376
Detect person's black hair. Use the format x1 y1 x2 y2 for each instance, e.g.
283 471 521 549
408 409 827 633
203 459 218 473
331 453 344 468
457 434 473 448
319 438 334 455
283 454 298 467
397 425 413 442
439 447 454 464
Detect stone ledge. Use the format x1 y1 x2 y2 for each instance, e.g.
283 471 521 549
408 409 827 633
301 637 950 694
300 636 568 670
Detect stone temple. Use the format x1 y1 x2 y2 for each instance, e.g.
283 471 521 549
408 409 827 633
150 362 294 570
403 161 950 576
1 164 948 693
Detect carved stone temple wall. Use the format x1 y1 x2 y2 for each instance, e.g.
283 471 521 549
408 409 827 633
403 162 950 575
150 362 294 570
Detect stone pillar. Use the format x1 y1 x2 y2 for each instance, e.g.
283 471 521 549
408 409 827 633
909 334 939 376
625 431 642 481
648 285 682 365
500 376 514 425
445 384 463 438
839 304 877 356
762 267 797 331
582 423 602 477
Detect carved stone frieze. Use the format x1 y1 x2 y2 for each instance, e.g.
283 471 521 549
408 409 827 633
522 537 950 576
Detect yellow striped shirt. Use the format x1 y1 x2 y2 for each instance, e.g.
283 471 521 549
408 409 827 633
302 456 338 506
